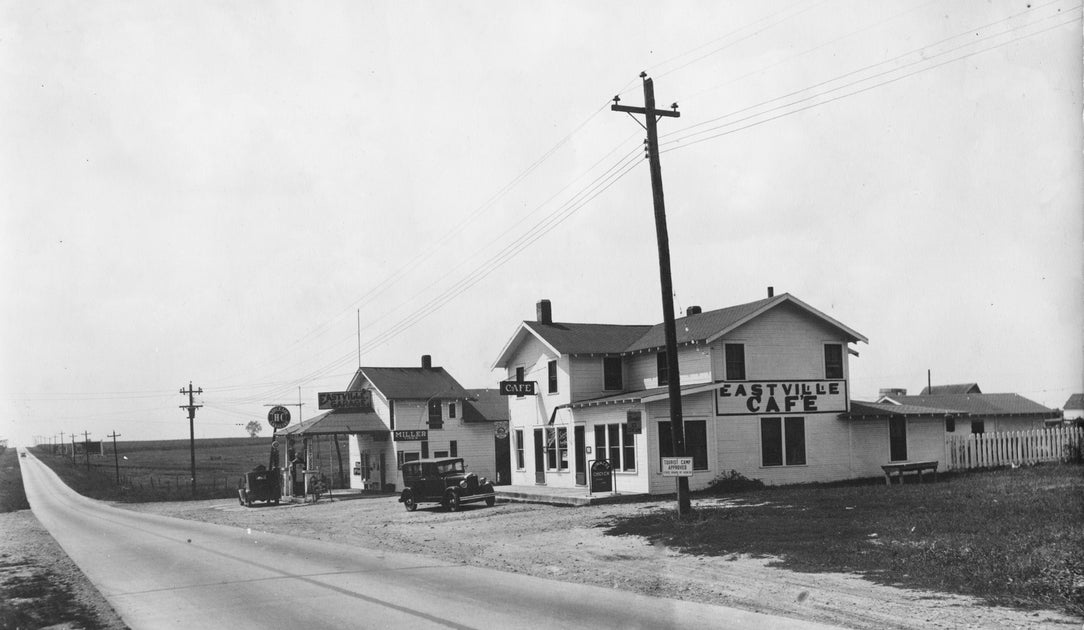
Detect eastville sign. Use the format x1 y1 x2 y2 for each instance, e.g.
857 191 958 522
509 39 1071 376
716 380 848 416
318 390 373 411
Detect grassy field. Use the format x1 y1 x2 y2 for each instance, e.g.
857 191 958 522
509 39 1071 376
605 464 1084 617
32 437 285 501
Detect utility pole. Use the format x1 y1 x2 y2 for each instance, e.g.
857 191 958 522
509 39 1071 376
180 382 203 497
108 431 121 485
82 431 91 470
59 431 65 457
612 73 691 515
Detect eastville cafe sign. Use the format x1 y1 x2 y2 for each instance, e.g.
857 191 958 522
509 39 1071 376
716 380 848 416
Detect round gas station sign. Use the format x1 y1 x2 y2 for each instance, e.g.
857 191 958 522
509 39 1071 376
267 406 291 430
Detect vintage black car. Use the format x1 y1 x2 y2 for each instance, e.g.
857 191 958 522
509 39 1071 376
237 465 281 507
398 457 496 511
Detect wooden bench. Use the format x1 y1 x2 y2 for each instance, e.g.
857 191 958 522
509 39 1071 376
881 460 939 486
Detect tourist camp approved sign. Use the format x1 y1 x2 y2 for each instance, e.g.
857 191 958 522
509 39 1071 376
661 457 693 476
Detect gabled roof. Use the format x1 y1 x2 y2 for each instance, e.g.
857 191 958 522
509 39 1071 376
920 383 982 395
463 388 508 423
527 322 653 355
347 367 469 400
890 393 1059 418
279 409 388 435
1064 393 1084 409
624 296 774 352
492 293 866 367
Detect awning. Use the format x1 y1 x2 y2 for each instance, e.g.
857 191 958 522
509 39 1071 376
278 409 389 436
566 382 721 409
844 401 970 421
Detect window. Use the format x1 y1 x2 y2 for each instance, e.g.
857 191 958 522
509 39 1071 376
515 366 525 398
545 427 568 470
724 343 746 380
971 420 985 435
449 403 456 419
658 420 707 470
421 441 429 458
428 400 443 430
398 451 420 469
548 360 558 394
434 450 449 458
657 352 669 386
760 417 806 466
603 357 623 391
595 423 636 471
515 429 525 469
824 344 844 379
449 440 457 457
945 417 955 432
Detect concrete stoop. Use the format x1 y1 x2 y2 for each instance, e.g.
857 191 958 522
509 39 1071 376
494 485 649 507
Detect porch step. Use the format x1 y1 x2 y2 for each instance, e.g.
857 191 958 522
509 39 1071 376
494 485 648 507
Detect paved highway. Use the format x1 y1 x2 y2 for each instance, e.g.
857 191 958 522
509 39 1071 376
21 450 840 629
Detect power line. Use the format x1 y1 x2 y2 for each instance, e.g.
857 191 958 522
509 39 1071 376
661 4 1079 151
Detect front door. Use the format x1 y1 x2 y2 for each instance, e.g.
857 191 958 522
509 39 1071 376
533 429 545 484
574 426 586 485
494 433 511 485
889 417 908 462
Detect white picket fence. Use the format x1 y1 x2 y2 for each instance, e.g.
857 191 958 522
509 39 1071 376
945 426 1083 471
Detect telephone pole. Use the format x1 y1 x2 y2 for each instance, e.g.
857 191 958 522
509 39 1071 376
612 73 691 515
82 431 91 470
107 431 122 485
180 382 203 497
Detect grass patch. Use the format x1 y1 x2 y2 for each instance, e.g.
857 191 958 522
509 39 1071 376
30 438 280 502
0 448 30 512
604 464 1084 617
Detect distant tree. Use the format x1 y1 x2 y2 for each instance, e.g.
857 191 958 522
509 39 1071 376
245 420 263 438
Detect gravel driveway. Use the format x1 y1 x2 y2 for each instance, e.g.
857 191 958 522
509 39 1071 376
118 493 1079 630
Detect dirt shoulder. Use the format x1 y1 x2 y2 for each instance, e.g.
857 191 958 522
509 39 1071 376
120 494 1080 630
0 448 128 630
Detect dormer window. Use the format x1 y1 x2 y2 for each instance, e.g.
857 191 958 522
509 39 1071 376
724 343 746 380
603 357 623 391
824 344 844 379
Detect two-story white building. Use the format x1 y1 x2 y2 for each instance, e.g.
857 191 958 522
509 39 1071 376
286 356 505 492
492 292 871 494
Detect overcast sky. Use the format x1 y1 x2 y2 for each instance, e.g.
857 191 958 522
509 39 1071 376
2 1 1081 445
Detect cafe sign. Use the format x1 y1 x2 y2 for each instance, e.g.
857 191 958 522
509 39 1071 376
716 380 848 416
499 381 537 396
318 390 373 411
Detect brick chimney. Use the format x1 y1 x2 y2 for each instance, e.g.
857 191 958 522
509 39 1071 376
767 286 774 298
536 299 552 324
421 355 432 369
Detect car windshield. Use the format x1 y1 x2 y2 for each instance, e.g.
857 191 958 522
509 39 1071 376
436 460 464 475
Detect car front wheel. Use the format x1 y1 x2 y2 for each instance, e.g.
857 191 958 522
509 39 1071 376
444 489 460 512
402 491 417 512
